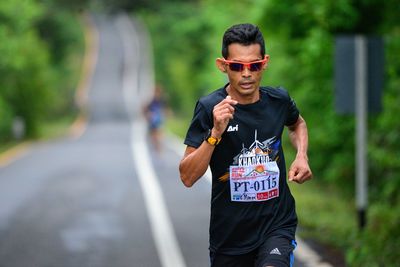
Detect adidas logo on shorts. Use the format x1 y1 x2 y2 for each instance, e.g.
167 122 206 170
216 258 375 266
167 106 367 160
269 248 281 255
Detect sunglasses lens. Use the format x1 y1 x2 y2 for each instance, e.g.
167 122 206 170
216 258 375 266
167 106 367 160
229 63 243 72
226 60 265 72
249 62 263 71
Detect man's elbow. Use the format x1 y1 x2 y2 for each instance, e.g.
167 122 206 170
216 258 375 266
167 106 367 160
179 164 195 188
180 174 194 188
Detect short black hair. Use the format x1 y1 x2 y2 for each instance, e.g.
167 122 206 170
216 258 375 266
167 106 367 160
222 23 265 59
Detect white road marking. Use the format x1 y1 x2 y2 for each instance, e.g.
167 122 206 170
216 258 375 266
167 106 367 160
166 132 333 267
117 13 186 267
115 15 140 116
295 238 334 267
131 122 186 267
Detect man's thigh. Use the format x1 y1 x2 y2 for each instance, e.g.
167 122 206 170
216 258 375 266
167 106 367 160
255 235 297 267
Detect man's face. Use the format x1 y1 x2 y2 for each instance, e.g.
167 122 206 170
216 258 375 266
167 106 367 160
219 43 269 102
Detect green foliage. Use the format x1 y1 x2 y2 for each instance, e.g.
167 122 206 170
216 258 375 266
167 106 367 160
139 3 212 114
138 0 269 116
37 11 80 64
0 96 13 138
289 180 357 249
36 10 85 118
92 0 197 13
136 0 400 265
259 1 400 265
0 0 52 138
347 203 400 266
38 0 89 11
368 35 400 205
0 0 85 140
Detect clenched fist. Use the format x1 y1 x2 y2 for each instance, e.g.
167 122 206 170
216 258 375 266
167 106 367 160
212 96 238 137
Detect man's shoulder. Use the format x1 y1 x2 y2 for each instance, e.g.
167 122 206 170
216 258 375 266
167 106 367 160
260 86 291 101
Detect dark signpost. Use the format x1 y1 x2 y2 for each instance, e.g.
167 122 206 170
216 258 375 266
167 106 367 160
334 35 384 229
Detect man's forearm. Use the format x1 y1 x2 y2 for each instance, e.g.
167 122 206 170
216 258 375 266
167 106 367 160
179 142 215 187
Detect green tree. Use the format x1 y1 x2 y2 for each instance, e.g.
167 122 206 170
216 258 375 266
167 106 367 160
0 0 85 140
0 0 53 138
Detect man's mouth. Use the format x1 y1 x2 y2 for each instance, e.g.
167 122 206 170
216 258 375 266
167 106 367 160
239 81 254 89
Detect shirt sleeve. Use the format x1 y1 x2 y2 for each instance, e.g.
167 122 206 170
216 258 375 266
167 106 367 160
184 101 212 148
285 97 300 126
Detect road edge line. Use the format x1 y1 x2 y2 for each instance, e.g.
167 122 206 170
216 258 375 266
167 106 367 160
0 142 31 168
131 122 186 267
69 13 99 139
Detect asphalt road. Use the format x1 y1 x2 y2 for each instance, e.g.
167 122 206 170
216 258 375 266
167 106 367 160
0 14 332 267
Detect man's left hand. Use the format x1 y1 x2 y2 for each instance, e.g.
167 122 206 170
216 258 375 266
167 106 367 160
288 155 312 184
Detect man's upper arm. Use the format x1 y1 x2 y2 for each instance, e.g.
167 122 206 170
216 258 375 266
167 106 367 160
287 115 304 132
184 100 211 149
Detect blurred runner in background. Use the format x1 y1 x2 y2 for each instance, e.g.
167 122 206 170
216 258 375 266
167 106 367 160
144 85 166 153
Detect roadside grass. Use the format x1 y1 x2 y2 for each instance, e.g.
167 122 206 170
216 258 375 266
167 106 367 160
289 179 357 250
0 114 78 155
0 141 21 155
38 114 79 141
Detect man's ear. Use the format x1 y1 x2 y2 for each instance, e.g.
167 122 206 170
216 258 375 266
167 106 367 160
263 55 270 70
216 58 227 73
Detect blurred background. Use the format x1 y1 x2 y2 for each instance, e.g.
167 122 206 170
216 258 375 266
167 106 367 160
0 0 399 266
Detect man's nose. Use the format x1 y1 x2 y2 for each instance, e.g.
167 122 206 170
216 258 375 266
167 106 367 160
241 66 252 77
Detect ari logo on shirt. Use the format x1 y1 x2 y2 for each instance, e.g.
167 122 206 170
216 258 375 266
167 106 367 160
227 124 239 132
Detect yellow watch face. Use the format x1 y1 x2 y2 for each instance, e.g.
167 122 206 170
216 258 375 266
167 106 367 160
207 136 221 146
207 137 217 145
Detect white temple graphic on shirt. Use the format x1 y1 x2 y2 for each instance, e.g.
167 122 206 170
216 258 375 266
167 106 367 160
233 130 280 166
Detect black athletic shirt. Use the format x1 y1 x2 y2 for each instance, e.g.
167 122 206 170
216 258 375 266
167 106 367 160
184 84 299 255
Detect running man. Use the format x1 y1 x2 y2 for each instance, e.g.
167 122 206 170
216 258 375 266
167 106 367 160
179 23 312 267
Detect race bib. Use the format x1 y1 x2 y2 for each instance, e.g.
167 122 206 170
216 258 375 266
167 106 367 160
230 162 280 202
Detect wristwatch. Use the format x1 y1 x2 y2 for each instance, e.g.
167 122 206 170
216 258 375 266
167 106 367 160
205 129 221 146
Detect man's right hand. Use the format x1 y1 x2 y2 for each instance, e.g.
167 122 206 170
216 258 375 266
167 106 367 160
212 96 238 137
180 95 237 187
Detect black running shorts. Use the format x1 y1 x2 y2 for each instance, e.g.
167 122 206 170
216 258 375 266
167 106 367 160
210 235 297 267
